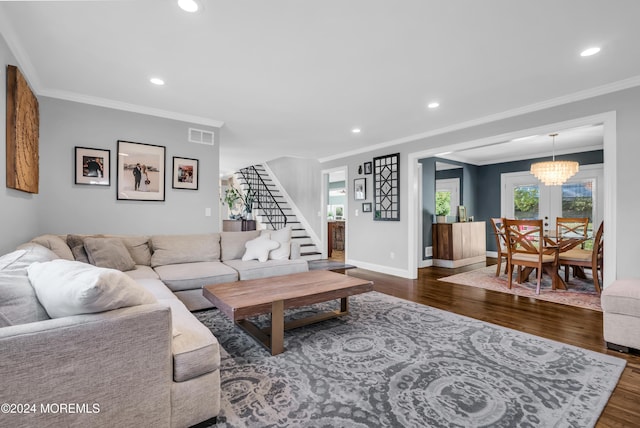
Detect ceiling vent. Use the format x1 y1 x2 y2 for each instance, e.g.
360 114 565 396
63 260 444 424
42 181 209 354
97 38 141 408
188 128 215 145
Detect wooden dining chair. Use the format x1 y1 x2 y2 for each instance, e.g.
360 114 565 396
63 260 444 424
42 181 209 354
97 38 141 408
490 217 508 276
504 219 559 295
556 217 589 240
559 221 604 294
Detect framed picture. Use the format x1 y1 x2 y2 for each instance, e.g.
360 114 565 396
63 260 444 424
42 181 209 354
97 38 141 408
117 140 166 201
458 206 467 222
172 157 199 190
75 147 110 186
364 161 372 175
362 202 372 212
354 178 366 200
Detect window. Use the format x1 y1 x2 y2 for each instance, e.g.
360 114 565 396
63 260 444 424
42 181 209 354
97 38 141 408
435 178 460 217
501 164 603 233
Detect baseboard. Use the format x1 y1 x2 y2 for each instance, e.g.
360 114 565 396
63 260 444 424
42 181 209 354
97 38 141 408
418 259 433 268
432 255 486 268
346 259 415 279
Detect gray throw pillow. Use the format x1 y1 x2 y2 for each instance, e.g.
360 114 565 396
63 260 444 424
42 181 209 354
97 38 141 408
0 243 57 326
67 234 91 263
83 237 136 272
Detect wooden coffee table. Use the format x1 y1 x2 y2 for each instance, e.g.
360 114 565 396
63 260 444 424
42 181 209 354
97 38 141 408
203 270 373 355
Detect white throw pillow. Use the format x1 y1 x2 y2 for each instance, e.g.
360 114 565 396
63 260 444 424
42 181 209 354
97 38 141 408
261 226 292 260
242 235 280 263
27 259 157 318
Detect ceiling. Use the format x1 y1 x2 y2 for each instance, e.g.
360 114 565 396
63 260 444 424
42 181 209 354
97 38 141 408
1 1 639 174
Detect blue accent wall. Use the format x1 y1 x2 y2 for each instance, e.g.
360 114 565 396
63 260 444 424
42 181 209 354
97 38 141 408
421 158 479 260
476 150 603 251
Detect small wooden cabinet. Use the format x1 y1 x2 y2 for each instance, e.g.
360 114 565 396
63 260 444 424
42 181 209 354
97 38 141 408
327 221 345 257
223 220 256 232
432 221 486 268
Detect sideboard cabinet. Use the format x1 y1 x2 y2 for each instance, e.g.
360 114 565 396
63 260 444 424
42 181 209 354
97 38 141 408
432 221 486 268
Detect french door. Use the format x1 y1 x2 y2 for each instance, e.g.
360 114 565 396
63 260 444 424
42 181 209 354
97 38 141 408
501 164 603 234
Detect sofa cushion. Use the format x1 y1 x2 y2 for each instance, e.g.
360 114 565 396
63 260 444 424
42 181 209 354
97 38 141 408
136 278 179 301
28 259 156 318
151 234 220 267
242 235 280 263
0 244 57 327
156 298 221 382
83 237 137 272
30 234 74 260
220 231 260 261
602 279 640 316
124 265 160 280
154 261 238 292
223 258 309 281
261 226 292 260
118 235 152 266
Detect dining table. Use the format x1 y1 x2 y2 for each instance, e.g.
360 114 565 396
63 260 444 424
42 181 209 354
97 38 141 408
503 230 592 290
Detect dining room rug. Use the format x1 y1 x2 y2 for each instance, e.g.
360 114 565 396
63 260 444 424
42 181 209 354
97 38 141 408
438 265 602 311
194 291 624 427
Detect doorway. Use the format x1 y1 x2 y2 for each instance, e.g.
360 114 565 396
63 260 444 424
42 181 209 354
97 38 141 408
407 111 617 285
321 166 348 262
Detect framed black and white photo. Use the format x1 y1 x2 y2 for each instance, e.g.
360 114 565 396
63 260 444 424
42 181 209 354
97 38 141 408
172 157 199 190
75 146 110 186
362 202 372 212
364 161 372 175
354 178 366 200
116 140 166 201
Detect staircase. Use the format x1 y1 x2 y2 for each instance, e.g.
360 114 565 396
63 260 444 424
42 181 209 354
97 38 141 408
236 165 322 262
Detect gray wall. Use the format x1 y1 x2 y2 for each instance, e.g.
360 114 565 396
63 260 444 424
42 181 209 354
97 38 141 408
1 35 40 254
323 86 640 280
266 157 321 237
1 30 221 256
37 97 220 236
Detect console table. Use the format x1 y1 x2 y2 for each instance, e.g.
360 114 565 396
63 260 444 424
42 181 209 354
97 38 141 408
223 220 256 232
432 221 486 268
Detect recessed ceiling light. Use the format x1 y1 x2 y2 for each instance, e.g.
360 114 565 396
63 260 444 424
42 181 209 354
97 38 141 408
580 47 601 57
150 77 165 86
178 0 199 13
352 128 361 134
428 102 440 109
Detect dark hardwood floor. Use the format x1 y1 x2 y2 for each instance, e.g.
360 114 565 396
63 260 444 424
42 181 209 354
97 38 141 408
345 259 640 427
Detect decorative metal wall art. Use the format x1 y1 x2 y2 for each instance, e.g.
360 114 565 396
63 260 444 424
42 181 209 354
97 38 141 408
373 153 400 221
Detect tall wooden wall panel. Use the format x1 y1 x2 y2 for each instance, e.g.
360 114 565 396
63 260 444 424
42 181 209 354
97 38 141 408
6 64 39 194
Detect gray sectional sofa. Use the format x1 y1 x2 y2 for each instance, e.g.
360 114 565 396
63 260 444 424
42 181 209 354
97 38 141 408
0 229 308 428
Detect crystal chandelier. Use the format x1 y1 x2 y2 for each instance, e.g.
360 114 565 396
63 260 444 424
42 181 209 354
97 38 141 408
530 133 579 186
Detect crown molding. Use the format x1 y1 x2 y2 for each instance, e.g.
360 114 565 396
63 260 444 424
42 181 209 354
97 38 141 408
40 88 225 128
320 75 640 163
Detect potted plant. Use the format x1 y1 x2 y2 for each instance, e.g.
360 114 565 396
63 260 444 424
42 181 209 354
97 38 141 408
224 187 244 219
435 192 450 223
243 190 255 220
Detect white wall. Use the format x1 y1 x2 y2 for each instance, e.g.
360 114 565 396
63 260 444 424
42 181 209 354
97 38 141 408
266 157 321 237
0 34 40 254
322 86 640 281
36 97 220 236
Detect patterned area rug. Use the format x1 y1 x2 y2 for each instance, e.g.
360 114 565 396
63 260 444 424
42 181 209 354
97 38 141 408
439 265 602 311
195 292 624 427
